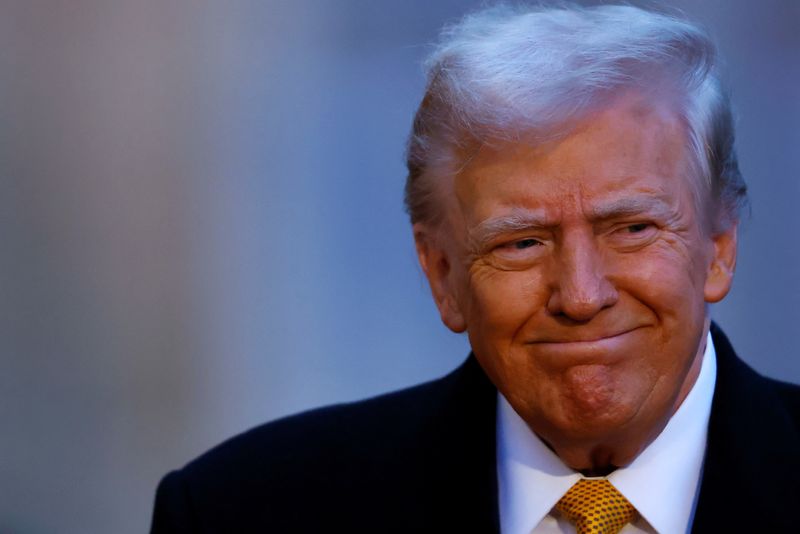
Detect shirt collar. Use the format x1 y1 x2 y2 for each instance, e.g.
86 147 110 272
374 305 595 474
496 331 717 534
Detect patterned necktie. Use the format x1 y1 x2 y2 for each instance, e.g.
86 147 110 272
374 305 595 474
555 478 637 534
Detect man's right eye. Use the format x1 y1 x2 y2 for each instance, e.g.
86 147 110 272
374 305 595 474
488 238 547 268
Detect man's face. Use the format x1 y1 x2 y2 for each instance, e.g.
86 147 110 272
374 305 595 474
415 93 737 470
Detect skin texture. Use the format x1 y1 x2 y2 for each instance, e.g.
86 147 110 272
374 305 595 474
414 93 738 473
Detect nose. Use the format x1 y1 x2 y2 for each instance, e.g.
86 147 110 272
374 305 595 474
546 231 618 322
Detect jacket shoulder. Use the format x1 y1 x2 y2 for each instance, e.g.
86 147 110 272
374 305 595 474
770 377 800 427
151 357 496 533
181 371 453 486
693 324 800 532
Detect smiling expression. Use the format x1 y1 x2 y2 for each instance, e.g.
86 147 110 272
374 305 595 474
414 92 737 470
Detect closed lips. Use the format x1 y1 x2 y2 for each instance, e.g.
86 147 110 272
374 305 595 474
529 326 644 344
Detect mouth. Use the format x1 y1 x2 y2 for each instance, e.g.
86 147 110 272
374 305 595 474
526 326 646 364
530 326 643 345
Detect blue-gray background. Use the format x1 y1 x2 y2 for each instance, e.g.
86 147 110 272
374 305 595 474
1 1 797 532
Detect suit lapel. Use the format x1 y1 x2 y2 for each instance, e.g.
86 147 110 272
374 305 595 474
691 324 800 531
425 354 501 533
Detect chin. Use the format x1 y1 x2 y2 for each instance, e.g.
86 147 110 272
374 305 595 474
559 412 635 440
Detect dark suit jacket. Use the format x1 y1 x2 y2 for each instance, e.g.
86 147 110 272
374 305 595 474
151 325 800 532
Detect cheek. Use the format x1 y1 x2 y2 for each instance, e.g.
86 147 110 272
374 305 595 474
466 268 549 336
614 240 709 310
612 244 709 374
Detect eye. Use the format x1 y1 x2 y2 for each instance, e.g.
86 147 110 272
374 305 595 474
513 238 543 249
626 223 651 233
608 221 658 249
489 236 547 268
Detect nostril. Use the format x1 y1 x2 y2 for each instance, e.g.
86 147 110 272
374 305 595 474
563 298 607 322
546 282 619 322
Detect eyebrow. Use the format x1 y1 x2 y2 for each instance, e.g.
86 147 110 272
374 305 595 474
468 195 674 250
468 209 552 250
586 196 673 221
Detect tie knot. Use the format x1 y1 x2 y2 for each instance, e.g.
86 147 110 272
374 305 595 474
555 478 637 534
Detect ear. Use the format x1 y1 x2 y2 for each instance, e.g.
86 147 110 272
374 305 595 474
413 223 467 333
704 223 738 303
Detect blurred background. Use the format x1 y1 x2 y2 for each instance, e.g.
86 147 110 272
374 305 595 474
1 0 797 532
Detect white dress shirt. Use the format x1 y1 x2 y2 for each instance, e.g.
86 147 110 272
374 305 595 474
497 332 717 534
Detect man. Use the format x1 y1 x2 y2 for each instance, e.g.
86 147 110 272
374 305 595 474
151 5 800 533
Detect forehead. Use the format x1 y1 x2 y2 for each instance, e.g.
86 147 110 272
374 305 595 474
450 94 695 223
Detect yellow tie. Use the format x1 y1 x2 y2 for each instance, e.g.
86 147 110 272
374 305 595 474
555 478 637 534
